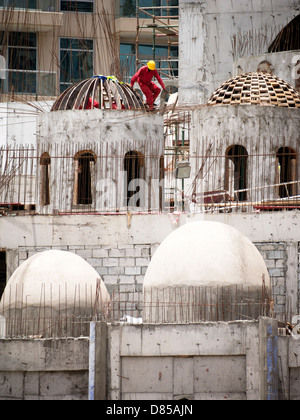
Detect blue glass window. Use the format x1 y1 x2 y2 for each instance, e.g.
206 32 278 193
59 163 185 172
0 31 37 94
60 38 94 93
120 42 178 83
0 0 37 9
120 0 178 18
60 0 94 13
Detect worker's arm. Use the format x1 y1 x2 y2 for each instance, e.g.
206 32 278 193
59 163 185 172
154 70 166 90
130 69 140 87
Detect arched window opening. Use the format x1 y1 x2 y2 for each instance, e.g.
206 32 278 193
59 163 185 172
40 152 51 206
124 151 145 207
225 145 248 202
74 151 96 205
257 60 274 74
276 147 297 198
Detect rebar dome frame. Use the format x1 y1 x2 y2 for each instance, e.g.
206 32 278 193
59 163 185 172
51 75 146 112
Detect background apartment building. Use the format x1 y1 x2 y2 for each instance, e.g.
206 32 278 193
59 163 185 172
0 0 179 101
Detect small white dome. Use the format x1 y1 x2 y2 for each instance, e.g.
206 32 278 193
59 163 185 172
1 250 109 309
144 221 269 289
0 250 110 336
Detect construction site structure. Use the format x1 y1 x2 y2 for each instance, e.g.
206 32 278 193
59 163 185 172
135 0 179 93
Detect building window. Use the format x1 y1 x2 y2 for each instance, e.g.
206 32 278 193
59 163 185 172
0 0 37 8
0 250 6 300
120 0 178 18
120 43 178 83
225 145 248 202
276 147 297 198
74 151 96 205
0 0 57 11
60 0 94 12
0 31 37 95
60 38 93 93
124 151 145 207
40 153 51 206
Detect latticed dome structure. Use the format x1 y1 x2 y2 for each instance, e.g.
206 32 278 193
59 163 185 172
51 75 146 111
208 72 300 108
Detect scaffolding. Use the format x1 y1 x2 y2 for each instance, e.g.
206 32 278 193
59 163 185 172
135 0 179 88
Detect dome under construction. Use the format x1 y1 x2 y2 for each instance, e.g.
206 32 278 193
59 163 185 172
51 75 146 111
208 72 300 108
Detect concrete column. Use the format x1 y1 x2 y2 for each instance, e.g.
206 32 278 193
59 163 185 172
89 321 108 400
95 322 108 400
259 317 278 400
286 243 299 317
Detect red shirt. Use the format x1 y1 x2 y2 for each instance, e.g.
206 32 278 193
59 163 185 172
131 66 165 90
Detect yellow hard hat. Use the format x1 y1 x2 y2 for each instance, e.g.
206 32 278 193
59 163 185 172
147 60 156 71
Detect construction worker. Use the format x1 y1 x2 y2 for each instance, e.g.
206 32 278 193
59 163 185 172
131 60 166 110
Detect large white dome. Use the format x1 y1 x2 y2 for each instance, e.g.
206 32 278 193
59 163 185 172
143 222 271 323
144 221 269 289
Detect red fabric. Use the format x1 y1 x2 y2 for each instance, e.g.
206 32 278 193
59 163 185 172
139 81 161 108
131 66 165 90
86 98 99 109
112 102 125 110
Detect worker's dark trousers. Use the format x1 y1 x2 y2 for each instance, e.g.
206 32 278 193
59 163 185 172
139 81 161 108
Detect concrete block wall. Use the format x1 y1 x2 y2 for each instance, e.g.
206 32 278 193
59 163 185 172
17 244 158 297
255 242 287 316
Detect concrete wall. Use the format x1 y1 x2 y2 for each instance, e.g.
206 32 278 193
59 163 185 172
0 338 89 400
107 318 279 400
190 106 300 204
234 51 300 90
0 318 299 400
179 0 299 104
36 109 164 214
0 212 299 318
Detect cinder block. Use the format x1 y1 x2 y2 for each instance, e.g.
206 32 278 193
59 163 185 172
75 249 92 259
135 258 150 267
108 266 125 275
103 258 119 267
125 267 141 275
109 248 126 258
93 249 109 258
119 258 135 267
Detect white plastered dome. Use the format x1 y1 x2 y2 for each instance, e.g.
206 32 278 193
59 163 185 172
144 221 269 288
1 250 109 308
0 250 110 336
143 221 271 322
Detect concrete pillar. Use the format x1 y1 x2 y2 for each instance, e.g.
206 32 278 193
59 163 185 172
286 243 299 317
259 317 278 400
89 321 108 400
